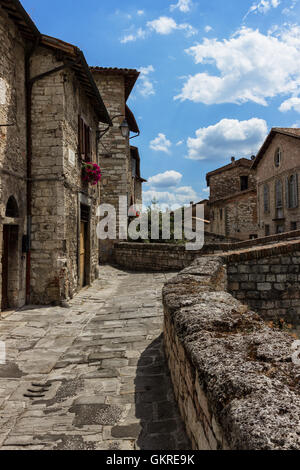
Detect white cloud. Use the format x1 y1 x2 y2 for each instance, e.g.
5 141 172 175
147 16 197 37
148 170 182 188
150 133 172 153
279 96 300 112
283 0 298 15
175 26 300 106
121 28 146 43
176 140 184 146
170 0 193 13
137 10 145 16
138 65 155 97
186 118 267 160
244 0 280 19
204 25 213 32
143 186 198 211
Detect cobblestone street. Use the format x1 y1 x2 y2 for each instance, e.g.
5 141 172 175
0 266 190 450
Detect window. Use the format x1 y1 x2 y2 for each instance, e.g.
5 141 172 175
240 175 249 191
291 221 297 231
263 184 270 213
276 224 284 234
265 225 270 236
78 115 91 161
131 158 137 177
275 179 283 218
5 196 19 218
274 148 282 167
219 208 223 220
286 174 298 209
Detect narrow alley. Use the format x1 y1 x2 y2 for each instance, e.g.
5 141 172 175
0 266 189 450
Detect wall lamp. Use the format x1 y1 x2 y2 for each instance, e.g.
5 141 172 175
97 114 129 141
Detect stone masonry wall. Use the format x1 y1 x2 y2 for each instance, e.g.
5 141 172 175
30 47 65 304
163 256 300 450
62 68 100 299
30 49 101 303
227 240 300 330
0 7 27 308
114 232 237 271
209 164 256 203
92 72 130 262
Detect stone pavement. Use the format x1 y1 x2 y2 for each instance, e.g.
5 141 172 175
0 266 190 450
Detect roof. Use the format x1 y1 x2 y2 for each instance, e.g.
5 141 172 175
130 146 147 182
90 66 140 101
40 36 111 125
126 105 139 134
0 2 110 125
252 128 300 169
0 0 40 39
206 158 253 186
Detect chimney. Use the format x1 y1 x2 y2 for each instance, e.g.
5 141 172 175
251 155 255 161
231 156 235 163
190 201 194 206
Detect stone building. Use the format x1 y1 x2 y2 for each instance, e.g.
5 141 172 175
252 128 300 237
91 67 146 261
206 157 258 240
0 0 111 309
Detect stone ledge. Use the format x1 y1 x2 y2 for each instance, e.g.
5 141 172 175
163 256 300 450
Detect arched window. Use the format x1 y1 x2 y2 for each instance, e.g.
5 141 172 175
263 184 270 213
5 196 19 218
286 174 298 209
274 148 282 167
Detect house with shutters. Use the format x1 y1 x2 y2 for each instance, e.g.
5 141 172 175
252 128 300 237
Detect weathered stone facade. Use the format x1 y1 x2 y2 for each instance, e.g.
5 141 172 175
91 68 145 262
0 2 29 309
253 128 300 237
227 240 300 331
0 1 111 309
29 45 104 304
207 157 258 240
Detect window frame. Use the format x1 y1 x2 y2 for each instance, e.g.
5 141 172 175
274 147 282 168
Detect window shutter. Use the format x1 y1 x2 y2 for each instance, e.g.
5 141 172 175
295 174 299 208
285 176 290 209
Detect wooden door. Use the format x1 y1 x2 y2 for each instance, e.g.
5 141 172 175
80 221 86 288
1 226 9 310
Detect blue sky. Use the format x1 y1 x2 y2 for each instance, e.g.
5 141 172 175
21 0 300 209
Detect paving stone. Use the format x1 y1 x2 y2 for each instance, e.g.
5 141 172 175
0 265 190 450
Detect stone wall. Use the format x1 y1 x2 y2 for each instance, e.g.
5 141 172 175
209 162 256 203
227 239 300 330
163 256 300 450
92 72 130 262
30 48 101 304
0 7 27 308
114 232 237 271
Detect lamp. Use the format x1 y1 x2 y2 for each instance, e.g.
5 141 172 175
119 118 130 139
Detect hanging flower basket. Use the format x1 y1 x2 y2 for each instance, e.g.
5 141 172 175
82 162 101 186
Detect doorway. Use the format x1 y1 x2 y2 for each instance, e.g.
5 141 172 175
79 204 90 288
1 225 19 310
